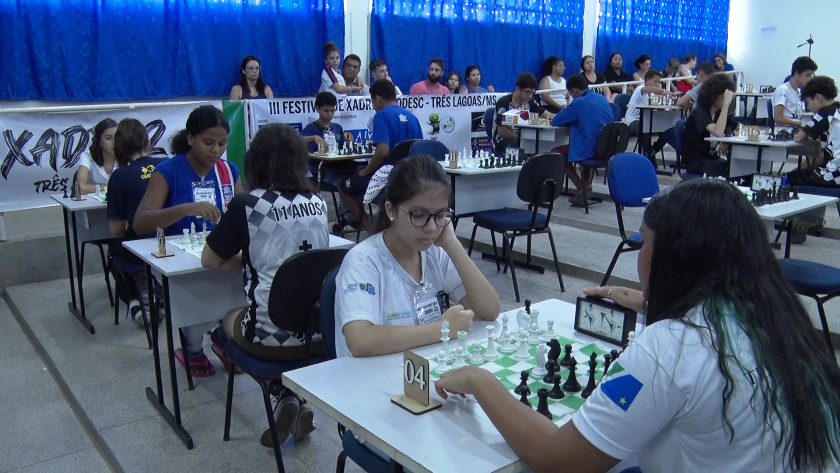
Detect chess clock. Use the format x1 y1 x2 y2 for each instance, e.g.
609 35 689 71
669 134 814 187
574 296 636 347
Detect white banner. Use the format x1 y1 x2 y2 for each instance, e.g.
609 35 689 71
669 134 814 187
249 94 504 155
0 101 221 207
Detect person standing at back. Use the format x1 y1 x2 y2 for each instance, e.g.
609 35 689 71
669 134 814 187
342 80 423 234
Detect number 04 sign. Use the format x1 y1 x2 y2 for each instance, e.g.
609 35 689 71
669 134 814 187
391 350 442 414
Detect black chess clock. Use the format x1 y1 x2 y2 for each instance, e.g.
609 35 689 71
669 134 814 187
574 296 636 346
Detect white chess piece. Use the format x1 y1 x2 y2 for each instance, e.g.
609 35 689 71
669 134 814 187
182 229 190 245
531 309 540 330
434 350 449 373
452 346 466 368
483 325 499 360
516 309 530 333
515 335 530 360
469 341 484 364
532 345 548 378
501 314 509 335
499 329 515 354
543 319 557 341
627 331 636 346
457 330 468 353
441 322 453 363
527 322 541 345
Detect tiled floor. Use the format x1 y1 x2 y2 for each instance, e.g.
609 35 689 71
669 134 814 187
2 153 839 472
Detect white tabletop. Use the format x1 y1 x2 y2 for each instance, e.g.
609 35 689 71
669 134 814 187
636 104 686 111
49 193 107 211
123 234 354 277
753 193 838 220
309 153 373 162
705 136 796 148
283 299 626 473
734 92 772 98
515 123 569 131
443 164 522 176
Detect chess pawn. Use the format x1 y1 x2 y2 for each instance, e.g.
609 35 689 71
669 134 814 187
542 319 556 341
434 350 450 373
515 332 530 360
452 346 466 368
182 229 191 245
527 322 541 345
499 328 516 355
562 358 582 392
483 325 500 360
469 341 485 364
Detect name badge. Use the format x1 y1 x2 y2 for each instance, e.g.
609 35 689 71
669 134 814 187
416 297 442 325
192 180 216 205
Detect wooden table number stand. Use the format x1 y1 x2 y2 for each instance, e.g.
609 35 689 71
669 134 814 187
391 350 442 415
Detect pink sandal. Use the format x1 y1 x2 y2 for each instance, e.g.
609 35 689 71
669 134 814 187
209 330 244 375
173 348 216 377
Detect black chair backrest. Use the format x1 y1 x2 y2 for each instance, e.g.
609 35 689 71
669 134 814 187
517 153 567 205
594 122 631 161
320 267 341 360
266 248 349 354
766 99 775 132
484 107 494 140
387 139 419 165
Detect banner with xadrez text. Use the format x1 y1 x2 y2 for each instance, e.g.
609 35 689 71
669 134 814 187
248 94 504 155
0 101 225 207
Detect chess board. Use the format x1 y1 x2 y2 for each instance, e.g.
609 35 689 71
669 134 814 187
428 334 624 426
167 238 203 258
88 193 107 203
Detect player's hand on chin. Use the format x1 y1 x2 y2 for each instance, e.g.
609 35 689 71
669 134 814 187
440 304 474 334
435 366 482 399
433 221 458 250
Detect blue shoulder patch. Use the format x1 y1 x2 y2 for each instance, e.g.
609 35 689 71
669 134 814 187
600 374 643 412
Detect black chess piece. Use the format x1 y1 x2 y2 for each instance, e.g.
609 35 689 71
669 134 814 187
792 186 799 199
525 300 531 314
546 339 561 369
751 192 757 206
543 359 558 384
519 387 532 407
610 349 620 362
63 185 69 198
559 344 574 367
602 353 613 379
562 358 581 392
548 373 565 399
581 356 598 398
536 389 552 420
514 370 530 395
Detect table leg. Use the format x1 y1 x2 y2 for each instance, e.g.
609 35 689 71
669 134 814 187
69 211 95 334
756 147 764 173
784 219 793 258
145 273 194 449
61 207 78 312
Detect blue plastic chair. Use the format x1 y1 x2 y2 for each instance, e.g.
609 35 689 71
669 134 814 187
320 268 392 473
609 102 621 121
409 139 449 161
776 258 839 355
614 93 631 121
665 119 701 180
467 153 567 302
484 107 494 140
220 248 349 473
600 153 660 286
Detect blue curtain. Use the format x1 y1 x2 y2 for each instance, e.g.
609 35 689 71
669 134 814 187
0 0 344 100
371 0 585 93
595 0 729 73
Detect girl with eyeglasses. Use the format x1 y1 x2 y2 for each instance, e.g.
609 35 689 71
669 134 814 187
229 55 274 99
334 154 500 358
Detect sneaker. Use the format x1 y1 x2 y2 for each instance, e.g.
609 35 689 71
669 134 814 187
569 192 587 207
791 221 809 244
291 403 316 441
260 396 299 447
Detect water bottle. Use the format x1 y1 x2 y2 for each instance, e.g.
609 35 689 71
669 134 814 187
324 131 338 155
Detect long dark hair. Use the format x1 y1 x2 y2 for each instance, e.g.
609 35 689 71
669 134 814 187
374 155 450 233
244 123 313 194
541 56 562 78
444 71 462 92
697 74 736 110
88 118 118 166
237 55 266 97
114 118 149 167
643 179 840 471
169 105 230 155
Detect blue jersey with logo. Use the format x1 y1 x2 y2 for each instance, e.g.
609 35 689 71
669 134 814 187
370 104 423 160
154 153 239 236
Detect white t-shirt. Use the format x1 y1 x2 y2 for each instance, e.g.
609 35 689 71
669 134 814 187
574 305 790 473
624 86 645 124
77 151 116 185
320 67 347 97
772 81 801 119
334 232 467 358
545 76 567 107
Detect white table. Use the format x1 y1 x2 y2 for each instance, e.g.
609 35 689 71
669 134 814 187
636 104 687 134
123 233 354 449
753 193 838 258
0 200 58 241
515 123 570 155
705 136 798 178
49 193 112 334
734 92 772 124
443 165 523 218
283 299 636 473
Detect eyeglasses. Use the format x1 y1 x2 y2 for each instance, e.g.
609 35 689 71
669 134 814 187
396 206 454 227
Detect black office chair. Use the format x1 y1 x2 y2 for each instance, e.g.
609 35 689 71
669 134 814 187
577 122 631 214
219 248 349 473
71 171 116 307
467 153 566 302
387 139 419 165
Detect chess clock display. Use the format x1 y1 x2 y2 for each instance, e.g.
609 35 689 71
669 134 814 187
574 296 636 346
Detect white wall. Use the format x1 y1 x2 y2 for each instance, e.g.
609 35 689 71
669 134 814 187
728 0 840 87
